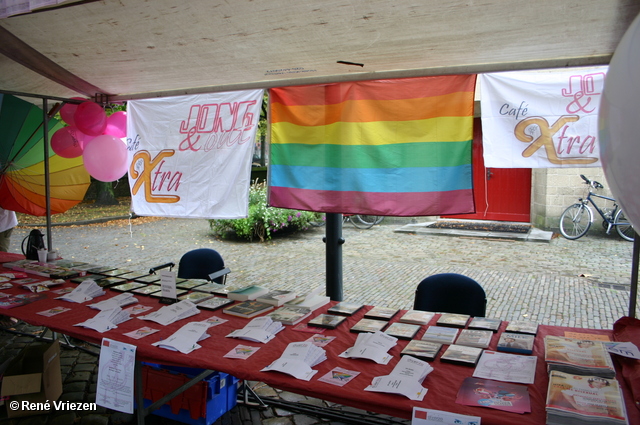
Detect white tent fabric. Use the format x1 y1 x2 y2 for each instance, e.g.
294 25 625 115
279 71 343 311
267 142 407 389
0 0 639 102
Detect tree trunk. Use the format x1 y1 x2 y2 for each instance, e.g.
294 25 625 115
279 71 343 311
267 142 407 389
94 181 119 205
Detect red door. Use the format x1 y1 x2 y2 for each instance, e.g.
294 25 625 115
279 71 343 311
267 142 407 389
445 118 532 222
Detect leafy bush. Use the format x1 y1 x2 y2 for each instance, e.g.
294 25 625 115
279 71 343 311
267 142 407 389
209 181 323 241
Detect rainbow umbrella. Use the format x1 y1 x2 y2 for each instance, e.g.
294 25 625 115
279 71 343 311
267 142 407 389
0 94 90 216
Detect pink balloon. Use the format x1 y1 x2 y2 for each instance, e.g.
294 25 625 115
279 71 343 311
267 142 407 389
50 126 87 158
103 111 127 138
74 101 107 136
59 97 86 126
82 134 129 182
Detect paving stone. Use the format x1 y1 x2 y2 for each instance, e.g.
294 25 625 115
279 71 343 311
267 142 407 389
49 412 77 425
78 414 109 425
73 363 97 373
263 417 293 425
65 371 92 383
292 414 323 425
63 381 88 393
107 411 134 424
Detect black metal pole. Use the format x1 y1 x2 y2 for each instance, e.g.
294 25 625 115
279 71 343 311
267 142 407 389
325 213 344 301
629 231 639 319
42 98 53 252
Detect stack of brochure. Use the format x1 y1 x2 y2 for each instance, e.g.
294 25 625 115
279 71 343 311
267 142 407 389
57 280 105 303
283 286 330 311
74 306 131 332
226 316 285 343
21 279 65 293
544 336 616 378
139 300 200 326
89 293 138 310
339 330 397 364
261 341 327 381
152 321 211 354
546 370 628 425
365 355 433 401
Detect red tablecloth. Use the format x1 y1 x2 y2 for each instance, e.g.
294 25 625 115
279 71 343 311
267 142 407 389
1 269 638 424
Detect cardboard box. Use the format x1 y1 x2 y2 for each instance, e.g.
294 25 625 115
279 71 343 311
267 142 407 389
1 340 62 418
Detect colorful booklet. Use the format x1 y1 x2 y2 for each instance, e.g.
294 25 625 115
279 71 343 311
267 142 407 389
436 313 470 328
497 332 535 354
440 344 483 366
227 285 270 301
178 291 216 304
421 326 459 345
350 318 388 333
327 302 364 316
399 310 435 325
307 314 347 329
455 329 493 349
364 306 399 321
267 306 312 325
256 289 298 306
468 317 502 332
505 320 539 335
111 282 148 292
401 340 443 361
222 300 274 318
456 377 531 414
384 322 421 340
546 371 628 424
197 297 234 311
0 293 47 309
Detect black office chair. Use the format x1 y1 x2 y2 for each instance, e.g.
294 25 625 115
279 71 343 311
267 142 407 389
177 248 230 284
414 273 487 317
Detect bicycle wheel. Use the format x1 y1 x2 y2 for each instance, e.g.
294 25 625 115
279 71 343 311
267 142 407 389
559 203 592 240
351 215 375 229
356 215 379 225
614 209 635 242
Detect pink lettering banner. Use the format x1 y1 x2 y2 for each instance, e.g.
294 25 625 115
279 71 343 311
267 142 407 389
480 68 607 168
127 90 264 218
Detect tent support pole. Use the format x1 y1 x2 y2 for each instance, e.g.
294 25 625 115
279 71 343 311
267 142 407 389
325 213 344 301
42 98 53 252
629 231 639 319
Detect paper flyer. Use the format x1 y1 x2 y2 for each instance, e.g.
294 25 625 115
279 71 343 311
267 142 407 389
123 327 160 340
456 377 530 414
224 344 261 359
96 338 137 414
306 334 336 347
37 306 71 317
412 407 481 425
318 367 360 387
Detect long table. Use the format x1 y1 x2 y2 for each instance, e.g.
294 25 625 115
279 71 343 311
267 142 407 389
1 269 639 424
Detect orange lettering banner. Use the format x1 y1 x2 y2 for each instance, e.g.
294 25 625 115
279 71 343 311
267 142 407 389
127 90 264 218
480 68 607 168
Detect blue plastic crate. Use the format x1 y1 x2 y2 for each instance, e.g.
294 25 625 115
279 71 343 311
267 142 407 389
141 363 237 425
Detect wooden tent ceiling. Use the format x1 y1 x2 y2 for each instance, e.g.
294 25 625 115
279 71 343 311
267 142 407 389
1 0 639 102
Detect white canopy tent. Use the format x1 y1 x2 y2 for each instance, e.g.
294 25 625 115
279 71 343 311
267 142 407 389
1 0 639 102
1 0 638 313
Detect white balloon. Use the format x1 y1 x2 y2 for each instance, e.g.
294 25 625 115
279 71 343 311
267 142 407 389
599 13 640 234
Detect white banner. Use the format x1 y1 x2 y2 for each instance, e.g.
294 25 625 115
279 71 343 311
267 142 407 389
127 90 263 218
480 68 607 168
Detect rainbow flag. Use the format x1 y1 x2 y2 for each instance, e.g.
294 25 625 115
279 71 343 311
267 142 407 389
268 75 477 216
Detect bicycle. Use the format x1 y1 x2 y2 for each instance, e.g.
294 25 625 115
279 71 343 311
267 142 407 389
559 174 634 241
342 214 382 229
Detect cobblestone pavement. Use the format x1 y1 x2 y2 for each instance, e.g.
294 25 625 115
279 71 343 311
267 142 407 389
1 218 637 425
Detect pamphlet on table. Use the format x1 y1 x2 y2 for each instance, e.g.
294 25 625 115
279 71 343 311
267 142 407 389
261 341 326 381
365 355 433 401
